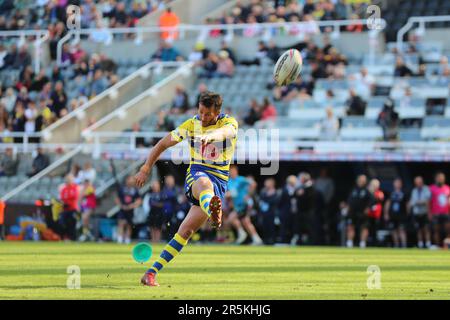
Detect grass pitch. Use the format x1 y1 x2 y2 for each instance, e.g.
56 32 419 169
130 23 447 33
0 242 449 300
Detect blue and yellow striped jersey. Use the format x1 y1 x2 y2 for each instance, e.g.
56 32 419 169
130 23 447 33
170 113 238 181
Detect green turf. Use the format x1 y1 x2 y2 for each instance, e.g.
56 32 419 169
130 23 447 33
0 242 449 299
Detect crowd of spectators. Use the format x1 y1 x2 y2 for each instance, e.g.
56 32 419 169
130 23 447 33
204 0 371 38
0 39 121 137
0 146 50 177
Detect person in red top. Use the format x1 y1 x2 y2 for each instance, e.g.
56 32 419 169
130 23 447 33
260 97 277 121
59 174 80 241
429 172 450 247
366 179 384 247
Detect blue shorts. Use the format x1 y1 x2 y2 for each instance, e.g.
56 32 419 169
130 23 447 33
184 168 228 207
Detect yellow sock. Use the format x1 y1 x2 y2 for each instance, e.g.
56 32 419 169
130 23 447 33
199 189 214 217
147 233 188 274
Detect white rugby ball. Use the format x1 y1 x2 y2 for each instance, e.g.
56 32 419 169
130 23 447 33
273 49 303 86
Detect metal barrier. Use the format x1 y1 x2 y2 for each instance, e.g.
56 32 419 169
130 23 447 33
397 15 450 53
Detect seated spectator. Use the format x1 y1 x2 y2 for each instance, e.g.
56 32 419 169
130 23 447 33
220 40 237 64
131 122 146 148
49 81 67 117
260 97 277 121
0 103 9 127
158 7 180 41
151 40 182 62
320 107 340 140
273 77 309 102
24 101 39 139
349 67 375 97
77 161 97 184
28 147 50 177
188 42 205 64
1 87 17 114
345 89 367 116
216 50 235 78
266 40 280 63
89 69 108 98
29 70 50 92
171 86 189 114
377 98 399 141
394 56 413 77
199 52 218 78
0 147 19 177
244 99 261 126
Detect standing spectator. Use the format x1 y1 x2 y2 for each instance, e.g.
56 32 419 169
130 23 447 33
279 175 298 244
367 179 384 246
377 98 399 141
320 107 339 140
384 178 408 248
79 179 97 242
293 172 318 245
146 180 164 243
345 174 371 248
58 174 80 241
0 147 19 177
345 89 367 116
1 87 17 114
161 175 179 235
258 178 279 245
77 161 96 184
315 168 335 243
429 172 450 247
260 97 277 121
227 165 263 245
158 7 180 41
115 175 142 244
28 147 50 177
409 176 432 248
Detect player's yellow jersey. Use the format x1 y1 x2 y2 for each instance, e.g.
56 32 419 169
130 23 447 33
170 113 238 181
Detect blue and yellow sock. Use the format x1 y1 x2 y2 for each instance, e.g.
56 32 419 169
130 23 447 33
199 189 214 217
147 233 188 274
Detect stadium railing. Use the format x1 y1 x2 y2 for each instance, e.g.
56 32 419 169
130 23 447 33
0 29 50 74
397 15 450 53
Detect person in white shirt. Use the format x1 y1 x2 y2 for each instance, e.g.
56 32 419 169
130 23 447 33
320 107 340 140
77 162 97 184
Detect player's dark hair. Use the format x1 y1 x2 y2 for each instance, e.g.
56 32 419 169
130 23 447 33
199 91 222 111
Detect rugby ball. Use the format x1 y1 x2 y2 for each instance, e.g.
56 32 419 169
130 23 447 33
273 49 303 86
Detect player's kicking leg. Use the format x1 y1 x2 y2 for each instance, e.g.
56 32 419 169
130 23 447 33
141 176 222 286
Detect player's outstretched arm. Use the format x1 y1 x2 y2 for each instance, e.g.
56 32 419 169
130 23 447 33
135 134 179 188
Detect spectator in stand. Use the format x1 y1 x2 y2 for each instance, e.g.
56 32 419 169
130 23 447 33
346 13 364 33
1 88 17 114
215 50 235 78
345 174 371 248
11 101 26 142
77 161 96 184
89 69 108 98
345 89 367 116
79 178 97 242
130 122 147 148
158 7 180 41
384 178 408 248
409 176 432 249
0 102 9 127
115 175 142 244
0 147 18 177
199 51 218 78
49 81 67 117
394 56 413 77
320 107 340 140
151 40 182 62
367 179 384 246
28 147 50 177
220 41 237 64
258 177 279 245
350 67 375 97
146 180 164 243
429 172 450 247
279 175 298 244
195 83 208 107
260 97 277 121
58 174 80 241
24 100 39 141
243 99 261 126
377 98 399 142
171 86 190 114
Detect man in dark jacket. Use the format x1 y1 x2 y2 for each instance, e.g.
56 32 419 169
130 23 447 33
28 147 50 177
